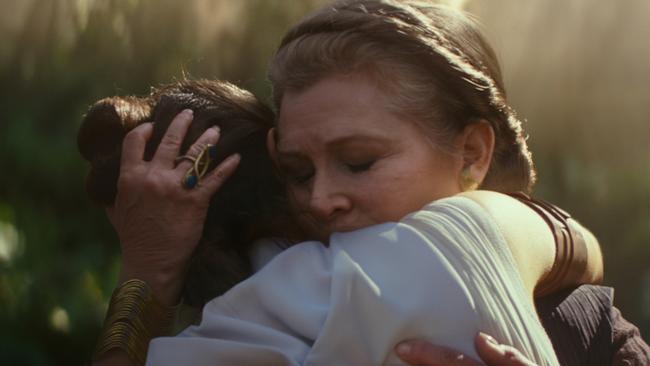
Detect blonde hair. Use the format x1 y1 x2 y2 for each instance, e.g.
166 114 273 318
269 0 536 193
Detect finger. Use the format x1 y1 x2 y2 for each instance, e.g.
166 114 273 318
174 125 221 172
121 122 154 170
475 333 537 366
196 153 241 196
152 109 194 167
395 339 482 366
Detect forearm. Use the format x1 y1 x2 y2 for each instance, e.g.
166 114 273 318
118 265 186 307
92 275 180 366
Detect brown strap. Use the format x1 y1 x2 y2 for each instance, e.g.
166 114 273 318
507 192 589 297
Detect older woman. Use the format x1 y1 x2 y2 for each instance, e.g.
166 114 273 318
84 78 578 365
86 1 648 366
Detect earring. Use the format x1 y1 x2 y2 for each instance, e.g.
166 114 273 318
460 168 479 191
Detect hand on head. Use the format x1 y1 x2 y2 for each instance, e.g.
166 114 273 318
107 110 240 305
78 80 284 306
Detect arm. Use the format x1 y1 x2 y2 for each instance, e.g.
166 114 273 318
396 296 650 366
457 191 603 298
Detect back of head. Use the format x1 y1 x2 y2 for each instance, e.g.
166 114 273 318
269 0 536 193
78 79 289 306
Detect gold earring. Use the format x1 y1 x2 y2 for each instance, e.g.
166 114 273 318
460 168 479 191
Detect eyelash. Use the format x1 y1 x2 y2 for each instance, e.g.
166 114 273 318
286 170 314 185
346 160 375 173
284 160 376 185
292 175 313 185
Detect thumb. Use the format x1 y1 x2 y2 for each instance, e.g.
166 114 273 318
395 339 482 366
475 333 538 366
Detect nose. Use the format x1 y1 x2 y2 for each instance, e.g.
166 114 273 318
307 172 352 223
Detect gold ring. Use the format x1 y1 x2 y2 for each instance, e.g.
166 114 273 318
180 144 217 189
174 155 197 166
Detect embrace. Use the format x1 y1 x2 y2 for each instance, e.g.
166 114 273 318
80 1 649 365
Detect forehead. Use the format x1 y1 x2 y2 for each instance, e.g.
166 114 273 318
276 74 418 152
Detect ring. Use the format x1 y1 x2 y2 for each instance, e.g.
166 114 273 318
179 144 218 189
174 155 197 166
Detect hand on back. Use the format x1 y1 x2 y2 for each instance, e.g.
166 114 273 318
397 333 537 366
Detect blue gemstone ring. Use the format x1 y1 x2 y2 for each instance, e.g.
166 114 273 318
176 144 216 189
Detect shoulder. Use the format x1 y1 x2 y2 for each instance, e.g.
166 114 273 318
453 191 553 251
251 240 332 289
194 240 332 341
403 194 495 234
448 191 555 295
407 191 547 235
204 240 332 312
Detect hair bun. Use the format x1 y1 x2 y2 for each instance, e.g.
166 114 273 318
78 96 152 205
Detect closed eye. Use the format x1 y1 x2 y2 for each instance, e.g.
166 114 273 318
286 170 314 185
346 160 375 173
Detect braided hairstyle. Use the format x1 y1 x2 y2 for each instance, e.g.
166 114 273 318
269 0 536 193
78 79 293 306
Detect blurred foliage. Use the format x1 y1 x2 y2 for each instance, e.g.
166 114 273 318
0 0 648 365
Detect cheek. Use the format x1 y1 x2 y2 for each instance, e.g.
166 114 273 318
286 186 310 212
374 157 459 214
356 175 415 220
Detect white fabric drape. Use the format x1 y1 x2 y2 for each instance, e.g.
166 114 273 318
147 196 559 366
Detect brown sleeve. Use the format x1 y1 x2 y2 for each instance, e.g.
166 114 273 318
611 306 650 366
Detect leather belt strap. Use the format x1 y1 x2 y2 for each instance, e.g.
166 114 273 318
507 192 589 297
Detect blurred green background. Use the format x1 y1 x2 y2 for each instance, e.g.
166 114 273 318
0 0 648 365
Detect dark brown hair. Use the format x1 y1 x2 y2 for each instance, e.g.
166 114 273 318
269 0 536 193
78 79 292 306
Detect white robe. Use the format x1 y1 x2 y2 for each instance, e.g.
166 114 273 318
147 196 559 365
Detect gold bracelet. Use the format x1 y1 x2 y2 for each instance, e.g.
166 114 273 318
92 279 178 366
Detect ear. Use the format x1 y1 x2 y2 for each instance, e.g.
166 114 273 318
457 119 495 187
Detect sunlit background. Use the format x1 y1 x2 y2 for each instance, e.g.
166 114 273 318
0 0 648 364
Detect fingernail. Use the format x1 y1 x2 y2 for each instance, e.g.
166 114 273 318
183 109 194 116
211 125 220 133
223 153 241 167
395 342 411 356
479 332 499 346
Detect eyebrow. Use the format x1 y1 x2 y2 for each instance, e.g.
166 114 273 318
276 134 392 156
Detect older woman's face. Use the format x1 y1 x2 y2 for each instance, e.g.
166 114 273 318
275 74 463 238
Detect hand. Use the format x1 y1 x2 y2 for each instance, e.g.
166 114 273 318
106 109 240 305
395 333 537 366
